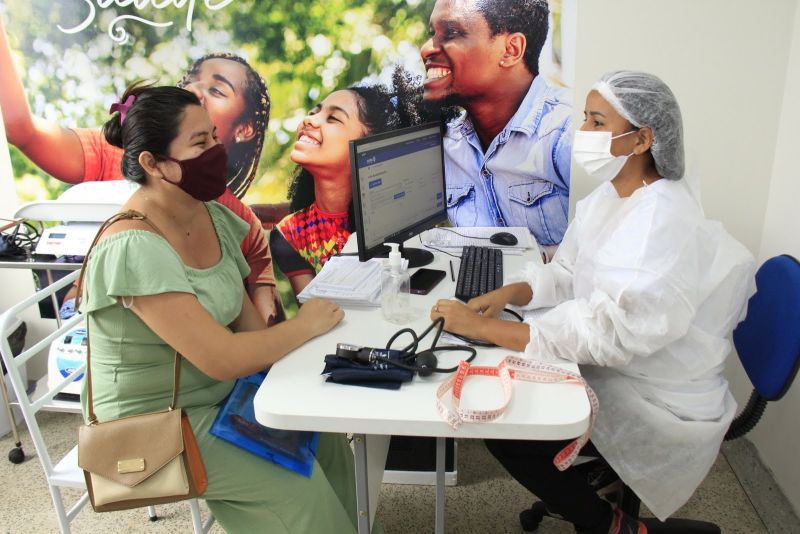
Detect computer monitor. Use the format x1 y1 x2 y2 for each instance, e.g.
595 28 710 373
350 121 447 268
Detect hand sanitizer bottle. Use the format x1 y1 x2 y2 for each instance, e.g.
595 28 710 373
381 243 410 323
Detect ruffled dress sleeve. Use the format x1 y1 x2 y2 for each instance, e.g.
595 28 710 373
80 230 195 314
80 202 250 314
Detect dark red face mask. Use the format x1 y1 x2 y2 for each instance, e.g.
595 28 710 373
160 144 228 201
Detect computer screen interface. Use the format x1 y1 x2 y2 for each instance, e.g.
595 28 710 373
350 122 446 267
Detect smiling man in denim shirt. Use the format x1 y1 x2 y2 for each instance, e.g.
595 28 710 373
421 0 571 258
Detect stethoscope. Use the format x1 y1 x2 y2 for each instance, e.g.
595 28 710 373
337 309 524 375
337 317 476 377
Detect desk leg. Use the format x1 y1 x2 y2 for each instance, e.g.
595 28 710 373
435 437 445 534
353 434 389 534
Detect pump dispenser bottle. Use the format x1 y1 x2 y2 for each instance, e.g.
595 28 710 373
381 243 410 323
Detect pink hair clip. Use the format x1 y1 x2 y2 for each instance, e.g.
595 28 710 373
109 94 136 124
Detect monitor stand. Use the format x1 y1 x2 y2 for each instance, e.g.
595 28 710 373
375 244 434 268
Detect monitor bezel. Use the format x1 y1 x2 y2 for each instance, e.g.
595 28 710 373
349 120 447 264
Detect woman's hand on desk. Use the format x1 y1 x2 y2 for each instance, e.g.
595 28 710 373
296 298 345 337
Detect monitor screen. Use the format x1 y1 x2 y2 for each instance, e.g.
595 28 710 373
350 121 446 267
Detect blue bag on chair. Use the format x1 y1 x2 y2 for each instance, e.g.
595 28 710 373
210 372 319 477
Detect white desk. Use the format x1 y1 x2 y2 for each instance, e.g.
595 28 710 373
253 239 591 534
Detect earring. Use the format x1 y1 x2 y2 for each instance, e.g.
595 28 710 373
235 135 243 143
499 60 506 66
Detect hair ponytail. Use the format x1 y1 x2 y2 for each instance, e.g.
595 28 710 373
102 112 125 149
102 81 150 148
100 81 200 184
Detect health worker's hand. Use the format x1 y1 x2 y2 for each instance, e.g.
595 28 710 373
431 299 484 339
466 287 512 318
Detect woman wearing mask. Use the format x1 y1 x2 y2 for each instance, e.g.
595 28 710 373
81 83 357 533
431 71 756 533
0 17 278 323
272 67 457 295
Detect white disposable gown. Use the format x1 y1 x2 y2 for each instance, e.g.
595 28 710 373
517 179 755 520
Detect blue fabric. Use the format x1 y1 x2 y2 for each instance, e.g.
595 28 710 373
321 353 414 390
443 75 573 246
733 255 800 400
59 297 77 320
210 372 320 477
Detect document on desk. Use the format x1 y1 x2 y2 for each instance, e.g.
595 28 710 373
297 256 407 307
421 226 536 254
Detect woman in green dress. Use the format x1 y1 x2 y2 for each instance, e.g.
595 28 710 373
81 83 357 533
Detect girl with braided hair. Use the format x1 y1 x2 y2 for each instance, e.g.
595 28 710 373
179 52 271 198
271 66 458 296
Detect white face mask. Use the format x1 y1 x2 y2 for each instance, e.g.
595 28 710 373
573 130 636 181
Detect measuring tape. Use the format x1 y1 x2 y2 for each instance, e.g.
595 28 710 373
436 355 599 471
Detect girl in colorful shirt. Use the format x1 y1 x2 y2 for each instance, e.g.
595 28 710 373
271 67 458 296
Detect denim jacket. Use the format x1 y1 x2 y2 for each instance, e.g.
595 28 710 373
444 75 572 246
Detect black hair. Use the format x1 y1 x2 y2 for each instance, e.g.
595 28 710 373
476 0 549 76
287 66 460 219
179 53 271 199
102 82 200 184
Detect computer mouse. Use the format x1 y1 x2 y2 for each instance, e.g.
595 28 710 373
489 231 518 246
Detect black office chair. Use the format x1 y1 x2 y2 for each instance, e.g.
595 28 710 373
520 254 800 533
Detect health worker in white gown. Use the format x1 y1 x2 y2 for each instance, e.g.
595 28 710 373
431 70 756 533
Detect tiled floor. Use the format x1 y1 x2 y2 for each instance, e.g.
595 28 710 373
0 411 780 533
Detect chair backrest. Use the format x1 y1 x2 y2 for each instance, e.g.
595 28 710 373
1 272 86 461
0 269 214 533
0 270 88 533
732 255 800 401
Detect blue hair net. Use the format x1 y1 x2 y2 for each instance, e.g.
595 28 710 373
593 71 685 180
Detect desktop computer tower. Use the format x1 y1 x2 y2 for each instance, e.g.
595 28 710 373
382 436 457 486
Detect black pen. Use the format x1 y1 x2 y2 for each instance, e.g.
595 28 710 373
449 260 455 281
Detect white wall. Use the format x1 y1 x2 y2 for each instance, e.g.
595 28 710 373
570 0 800 513
570 0 795 253
748 0 800 510
0 105 52 380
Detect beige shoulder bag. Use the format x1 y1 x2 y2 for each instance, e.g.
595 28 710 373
76 210 208 512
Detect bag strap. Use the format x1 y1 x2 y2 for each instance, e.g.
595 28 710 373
76 210 183 424
435 355 599 471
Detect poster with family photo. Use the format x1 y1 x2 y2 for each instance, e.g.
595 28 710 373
0 0 569 208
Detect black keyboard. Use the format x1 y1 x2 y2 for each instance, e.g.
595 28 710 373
455 246 504 302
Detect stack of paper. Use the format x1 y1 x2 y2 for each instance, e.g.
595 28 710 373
297 256 407 307
420 226 536 254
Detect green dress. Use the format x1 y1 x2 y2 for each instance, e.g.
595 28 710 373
81 202 357 534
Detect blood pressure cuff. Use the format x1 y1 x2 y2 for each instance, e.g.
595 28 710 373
322 350 414 390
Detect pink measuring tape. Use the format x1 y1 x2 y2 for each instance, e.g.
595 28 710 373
436 355 599 471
